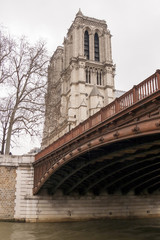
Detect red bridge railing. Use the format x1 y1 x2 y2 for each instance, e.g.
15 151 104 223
35 69 160 161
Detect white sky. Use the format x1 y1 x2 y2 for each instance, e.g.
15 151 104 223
0 0 160 154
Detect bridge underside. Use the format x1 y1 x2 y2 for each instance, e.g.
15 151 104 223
40 133 160 196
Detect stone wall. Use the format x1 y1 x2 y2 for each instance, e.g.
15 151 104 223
0 165 16 220
1 155 160 222
0 155 34 221
21 193 160 222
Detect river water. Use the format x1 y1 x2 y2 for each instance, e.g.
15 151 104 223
1 218 160 240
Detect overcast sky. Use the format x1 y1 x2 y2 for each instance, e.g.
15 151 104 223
1 0 160 90
1 0 160 154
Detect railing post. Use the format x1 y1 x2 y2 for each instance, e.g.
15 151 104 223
133 85 138 103
156 69 160 90
115 98 120 113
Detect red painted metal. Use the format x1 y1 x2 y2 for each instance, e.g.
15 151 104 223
35 70 160 162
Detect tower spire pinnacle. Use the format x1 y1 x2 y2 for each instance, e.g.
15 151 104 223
76 8 83 16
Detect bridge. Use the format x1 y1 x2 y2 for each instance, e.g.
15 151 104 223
33 70 160 197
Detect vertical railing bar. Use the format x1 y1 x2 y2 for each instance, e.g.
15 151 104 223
147 81 149 96
150 78 153 94
144 82 147 97
138 86 140 100
154 75 157 91
149 80 151 95
156 69 160 89
155 75 158 90
139 86 141 100
142 85 144 99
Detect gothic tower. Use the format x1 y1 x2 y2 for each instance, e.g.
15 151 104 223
42 10 116 148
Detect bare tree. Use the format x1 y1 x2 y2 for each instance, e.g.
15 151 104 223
0 26 14 84
0 36 49 154
0 97 12 154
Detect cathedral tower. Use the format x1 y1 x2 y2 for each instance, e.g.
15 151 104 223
42 10 116 148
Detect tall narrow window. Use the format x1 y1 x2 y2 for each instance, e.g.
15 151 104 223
99 72 102 85
86 69 88 83
96 70 102 85
89 70 91 83
86 68 91 84
84 31 89 59
94 33 99 61
97 71 99 85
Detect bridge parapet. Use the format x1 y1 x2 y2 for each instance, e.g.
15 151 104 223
35 70 160 162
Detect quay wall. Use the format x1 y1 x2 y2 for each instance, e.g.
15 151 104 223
1 155 160 222
0 164 16 220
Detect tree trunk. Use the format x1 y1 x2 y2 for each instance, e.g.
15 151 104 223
5 123 12 154
5 109 16 154
1 127 6 154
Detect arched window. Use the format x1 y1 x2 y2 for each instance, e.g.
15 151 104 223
94 33 99 61
84 31 89 59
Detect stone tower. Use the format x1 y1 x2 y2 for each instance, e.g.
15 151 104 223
42 10 116 148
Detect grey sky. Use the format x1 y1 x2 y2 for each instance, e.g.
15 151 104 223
0 0 160 90
1 0 160 91
1 0 160 154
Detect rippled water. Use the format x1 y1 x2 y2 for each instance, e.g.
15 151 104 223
1 219 160 240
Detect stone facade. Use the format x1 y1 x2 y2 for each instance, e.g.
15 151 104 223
42 10 116 149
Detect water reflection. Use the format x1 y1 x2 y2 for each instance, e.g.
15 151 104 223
1 219 160 240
